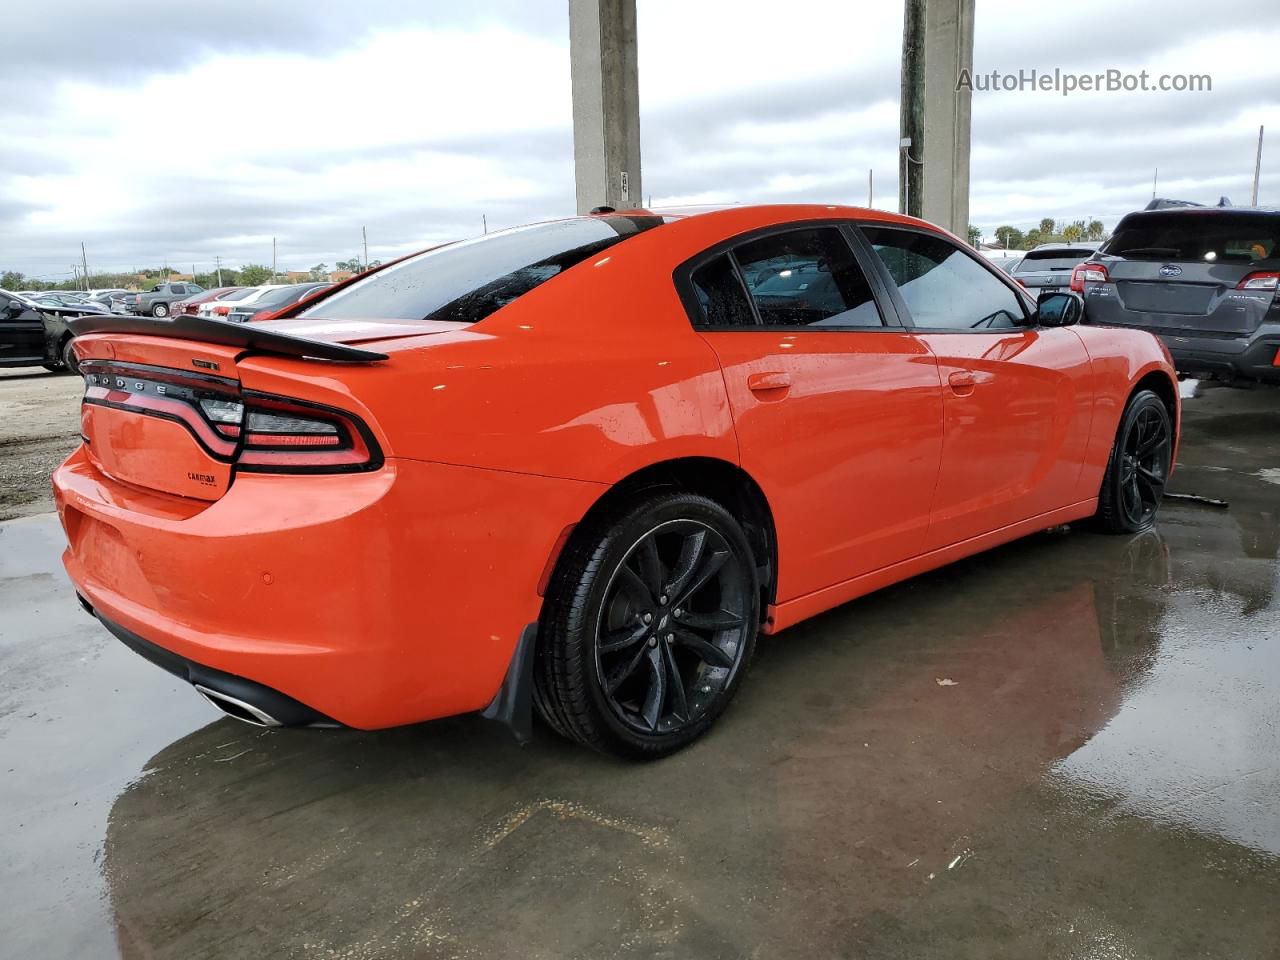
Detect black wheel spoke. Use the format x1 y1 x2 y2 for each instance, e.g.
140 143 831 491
661 641 689 722
640 647 667 730
599 621 648 654
606 642 650 694
1124 478 1142 519
672 627 734 668
1137 434 1168 459
675 609 745 631
615 562 654 605
674 550 729 609
664 530 707 599
1136 467 1164 503
636 536 665 597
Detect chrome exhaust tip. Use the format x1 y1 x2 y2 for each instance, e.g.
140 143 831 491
194 684 283 728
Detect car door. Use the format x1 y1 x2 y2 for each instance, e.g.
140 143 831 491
681 223 945 603
860 225 1094 551
0 293 48 364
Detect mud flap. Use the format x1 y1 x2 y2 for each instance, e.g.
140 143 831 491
480 623 537 745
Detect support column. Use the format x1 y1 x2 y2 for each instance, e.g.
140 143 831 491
569 0 642 214
900 0 974 236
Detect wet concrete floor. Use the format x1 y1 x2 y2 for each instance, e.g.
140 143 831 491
2 383 1278 959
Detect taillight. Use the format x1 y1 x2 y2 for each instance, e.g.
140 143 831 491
1014 278 1028 288
1070 262 1109 292
235 393 381 473
214 305 232 316
1236 271 1280 291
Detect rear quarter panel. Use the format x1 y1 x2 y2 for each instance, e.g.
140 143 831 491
1071 325 1180 499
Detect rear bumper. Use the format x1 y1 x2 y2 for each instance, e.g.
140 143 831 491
53 446 603 729
1165 333 1280 383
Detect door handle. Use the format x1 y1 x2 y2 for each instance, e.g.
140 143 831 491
747 371 792 393
947 371 977 396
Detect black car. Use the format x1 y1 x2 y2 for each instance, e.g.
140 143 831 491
1077 207 1280 384
224 282 332 323
0 291 77 372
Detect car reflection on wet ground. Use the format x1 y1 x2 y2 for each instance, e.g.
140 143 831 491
2 384 1278 959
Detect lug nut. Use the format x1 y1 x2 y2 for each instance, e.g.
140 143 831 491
666 633 674 643
642 612 653 624
673 608 683 618
659 594 669 604
648 637 657 647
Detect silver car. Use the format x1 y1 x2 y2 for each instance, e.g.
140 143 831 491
1010 243 1099 295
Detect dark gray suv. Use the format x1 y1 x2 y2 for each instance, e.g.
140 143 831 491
1076 208 1280 384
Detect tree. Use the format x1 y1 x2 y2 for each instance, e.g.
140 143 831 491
1061 221 1085 243
237 264 272 285
1086 219 1106 241
1038 218 1056 235
1022 228 1042 249
966 225 982 246
310 263 330 282
335 258 362 272
0 270 26 290
993 225 1024 249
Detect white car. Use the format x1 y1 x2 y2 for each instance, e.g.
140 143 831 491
195 285 288 318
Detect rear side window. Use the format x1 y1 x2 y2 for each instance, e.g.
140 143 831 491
1103 213 1280 263
734 227 882 328
300 216 669 324
863 227 1025 331
690 255 755 327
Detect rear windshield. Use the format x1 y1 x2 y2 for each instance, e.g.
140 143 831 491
299 216 670 323
1016 248 1095 271
1102 212 1280 263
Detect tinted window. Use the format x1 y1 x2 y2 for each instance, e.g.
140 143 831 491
734 227 882 327
300 216 670 323
863 227 1025 330
1103 212 1280 263
1015 248 1095 272
690 254 755 327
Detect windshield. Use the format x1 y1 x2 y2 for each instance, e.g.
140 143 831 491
1103 212 1280 262
1016 248 1096 272
298 216 670 323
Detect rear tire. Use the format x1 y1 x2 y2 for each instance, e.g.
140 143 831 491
151 302 169 317
61 338 80 375
1095 389 1172 534
535 492 759 759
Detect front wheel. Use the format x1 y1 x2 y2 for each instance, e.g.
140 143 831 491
1095 389 1172 534
151 302 169 317
535 492 759 759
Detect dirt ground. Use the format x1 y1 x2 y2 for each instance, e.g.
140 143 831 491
0 368 83 521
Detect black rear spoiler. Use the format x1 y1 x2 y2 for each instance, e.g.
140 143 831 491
66 314 388 363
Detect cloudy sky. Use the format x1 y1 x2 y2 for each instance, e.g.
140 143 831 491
3 0 1277 280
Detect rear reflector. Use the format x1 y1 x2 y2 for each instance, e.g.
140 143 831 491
1236 271 1280 291
1070 263 1109 292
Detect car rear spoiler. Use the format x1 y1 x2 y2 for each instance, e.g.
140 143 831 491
66 314 388 363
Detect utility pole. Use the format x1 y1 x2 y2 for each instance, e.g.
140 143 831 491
1252 125 1265 206
71 264 80 290
214 255 223 286
868 169 874 208
1152 167 1158 199
362 225 368 271
271 237 277 283
898 0 925 218
482 214 488 235
80 242 90 290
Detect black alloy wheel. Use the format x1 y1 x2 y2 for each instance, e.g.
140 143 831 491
535 492 759 758
1096 389 1172 534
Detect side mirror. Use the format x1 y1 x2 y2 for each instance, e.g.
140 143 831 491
1036 291 1084 327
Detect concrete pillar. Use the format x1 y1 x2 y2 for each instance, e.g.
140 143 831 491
919 0 974 236
569 0 642 214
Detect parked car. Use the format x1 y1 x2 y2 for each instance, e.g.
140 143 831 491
994 257 1022 275
196 285 284 318
225 282 332 323
171 286 245 317
86 288 130 307
1010 243 1099 294
1076 207 1280 384
127 282 205 317
31 293 110 315
56 204 1178 758
0 291 78 372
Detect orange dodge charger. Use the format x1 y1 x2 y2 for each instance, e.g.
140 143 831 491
54 205 1178 758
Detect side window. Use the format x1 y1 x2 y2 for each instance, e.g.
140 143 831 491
862 227 1025 330
689 254 756 327
171 285 186 295
734 227 883 327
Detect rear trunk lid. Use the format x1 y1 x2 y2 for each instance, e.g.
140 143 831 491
69 315 453 503
1085 210 1280 336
